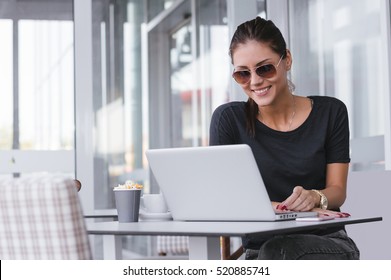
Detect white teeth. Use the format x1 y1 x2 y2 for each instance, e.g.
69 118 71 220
253 86 270 95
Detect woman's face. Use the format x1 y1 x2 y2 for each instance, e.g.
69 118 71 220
232 40 291 107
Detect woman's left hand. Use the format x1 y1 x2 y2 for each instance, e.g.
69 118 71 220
312 208 351 218
281 186 319 212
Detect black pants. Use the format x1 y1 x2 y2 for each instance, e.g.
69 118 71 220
245 230 360 260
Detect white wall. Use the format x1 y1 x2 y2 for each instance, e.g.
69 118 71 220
343 171 390 259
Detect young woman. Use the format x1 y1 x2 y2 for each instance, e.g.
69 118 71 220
209 17 360 260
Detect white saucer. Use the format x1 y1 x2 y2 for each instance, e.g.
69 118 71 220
139 210 173 221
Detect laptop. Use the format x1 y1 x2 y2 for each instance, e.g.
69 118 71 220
145 144 317 221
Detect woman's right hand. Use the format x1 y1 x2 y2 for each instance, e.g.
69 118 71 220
279 186 319 212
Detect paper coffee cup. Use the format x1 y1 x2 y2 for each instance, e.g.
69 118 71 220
114 189 141 222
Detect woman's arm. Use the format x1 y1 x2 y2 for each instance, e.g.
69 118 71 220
279 163 349 212
321 162 349 210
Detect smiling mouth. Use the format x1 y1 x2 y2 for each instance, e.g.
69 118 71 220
252 86 271 96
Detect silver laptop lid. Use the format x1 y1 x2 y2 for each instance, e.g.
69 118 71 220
146 144 316 221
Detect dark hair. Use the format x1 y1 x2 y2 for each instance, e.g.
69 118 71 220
229 17 287 137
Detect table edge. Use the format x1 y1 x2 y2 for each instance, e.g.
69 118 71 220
86 216 382 237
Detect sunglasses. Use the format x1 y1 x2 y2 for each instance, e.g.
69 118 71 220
232 54 284 85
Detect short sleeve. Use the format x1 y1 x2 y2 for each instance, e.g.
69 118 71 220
209 104 238 145
325 100 350 163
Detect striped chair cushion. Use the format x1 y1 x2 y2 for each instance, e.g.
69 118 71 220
157 236 189 255
0 175 91 259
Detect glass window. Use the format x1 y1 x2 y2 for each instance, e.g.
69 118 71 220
257 0 267 17
92 0 146 211
147 0 175 21
0 19 13 150
90 0 148 259
0 0 74 178
196 0 229 146
168 0 229 148
170 22 195 147
289 0 386 170
19 20 74 150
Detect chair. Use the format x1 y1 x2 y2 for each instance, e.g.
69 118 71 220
157 236 189 256
156 235 243 260
156 236 242 259
0 175 91 259
221 236 244 260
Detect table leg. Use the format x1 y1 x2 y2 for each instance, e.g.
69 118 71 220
188 236 221 260
103 235 123 259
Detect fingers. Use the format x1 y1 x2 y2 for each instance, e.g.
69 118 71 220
282 186 317 212
314 208 351 218
281 186 301 208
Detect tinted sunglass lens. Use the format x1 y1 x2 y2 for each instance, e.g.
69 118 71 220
256 64 276 79
233 64 277 84
233 71 251 84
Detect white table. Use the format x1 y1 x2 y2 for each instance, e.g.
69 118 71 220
86 216 382 260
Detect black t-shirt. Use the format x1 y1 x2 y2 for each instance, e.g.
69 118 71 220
209 96 350 249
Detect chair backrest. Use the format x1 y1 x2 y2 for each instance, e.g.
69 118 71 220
0 175 91 259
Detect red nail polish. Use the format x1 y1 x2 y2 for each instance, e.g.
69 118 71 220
324 214 329 216
341 212 351 217
276 204 281 210
281 205 288 211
